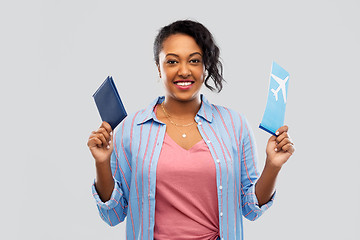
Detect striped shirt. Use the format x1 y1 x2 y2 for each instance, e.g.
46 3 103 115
92 94 275 240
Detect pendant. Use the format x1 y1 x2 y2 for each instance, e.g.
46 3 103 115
182 133 187 138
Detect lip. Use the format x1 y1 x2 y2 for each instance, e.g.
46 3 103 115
173 80 195 90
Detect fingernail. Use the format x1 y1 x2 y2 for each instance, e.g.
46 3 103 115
274 148 278 152
106 145 110 149
275 131 279 136
109 140 111 144
110 132 113 135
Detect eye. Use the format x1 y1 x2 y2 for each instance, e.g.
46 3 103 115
190 59 201 64
166 60 178 64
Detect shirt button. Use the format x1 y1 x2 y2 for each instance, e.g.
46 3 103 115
220 212 223 217
207 140 211 143
219 185 223 190
198 121 202 126
196 116 199 121
216 159 220 163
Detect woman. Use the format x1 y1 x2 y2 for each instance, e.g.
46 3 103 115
87 20 295 240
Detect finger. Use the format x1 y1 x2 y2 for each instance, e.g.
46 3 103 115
88 131 97 140
277 137 292 151
107 130 114 150
101 121 113 134
269 135 276 141
282 143 295 154
276 131 289 144
87 137 103 148
88 131 101 147
97 127 110 142
94 131 108 148
110 129 113 144
267 135 277 145
275 125 289 136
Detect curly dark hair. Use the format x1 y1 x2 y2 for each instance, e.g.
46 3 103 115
153 20 225 93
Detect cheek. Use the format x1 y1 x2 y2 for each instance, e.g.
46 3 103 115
162 67 177 80
194 68 205 80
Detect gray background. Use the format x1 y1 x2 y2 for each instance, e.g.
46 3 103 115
1 0 359 239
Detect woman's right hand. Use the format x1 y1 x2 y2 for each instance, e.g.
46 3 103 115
87 121 113 164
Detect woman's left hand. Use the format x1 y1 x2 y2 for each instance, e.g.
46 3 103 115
266 125 295 169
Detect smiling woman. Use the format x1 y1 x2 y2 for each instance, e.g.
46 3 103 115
87 19 295 240
153 20 224 93
157 33 205 103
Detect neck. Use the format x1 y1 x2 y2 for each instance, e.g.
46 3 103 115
163 94 202 119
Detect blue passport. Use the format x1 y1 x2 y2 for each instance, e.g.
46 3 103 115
259 61 289 135
93 76 127 130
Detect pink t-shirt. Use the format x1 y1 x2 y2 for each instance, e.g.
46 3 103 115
154 132 220 240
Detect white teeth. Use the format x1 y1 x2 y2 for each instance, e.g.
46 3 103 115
176 82 193 86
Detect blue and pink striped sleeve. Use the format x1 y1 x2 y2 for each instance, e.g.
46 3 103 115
91 177 128 226
239 115 275 221
91 118 132 227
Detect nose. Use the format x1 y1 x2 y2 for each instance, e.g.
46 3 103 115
178 62 191 78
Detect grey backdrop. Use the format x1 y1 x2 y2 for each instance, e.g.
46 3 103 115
1 0 359 239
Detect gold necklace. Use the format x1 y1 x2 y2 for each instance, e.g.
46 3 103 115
161 102 196 138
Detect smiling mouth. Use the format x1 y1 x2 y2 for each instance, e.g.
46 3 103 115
174 80 195 86
175 82 193 86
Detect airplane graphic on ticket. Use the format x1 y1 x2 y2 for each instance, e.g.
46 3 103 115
259 61 290 136
270 74 289 103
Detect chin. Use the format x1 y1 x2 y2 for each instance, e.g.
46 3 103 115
172 92 200 102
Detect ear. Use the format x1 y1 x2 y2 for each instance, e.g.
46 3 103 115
203 69 208 82
156 64 161 78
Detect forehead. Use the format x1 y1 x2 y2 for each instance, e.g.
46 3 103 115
161 33 202 55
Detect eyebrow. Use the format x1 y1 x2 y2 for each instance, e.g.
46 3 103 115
165 52 202 58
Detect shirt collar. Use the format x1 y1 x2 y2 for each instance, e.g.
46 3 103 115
136 94 213 125
197 94 213 123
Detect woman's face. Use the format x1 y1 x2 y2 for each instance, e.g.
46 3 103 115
157 33 205 102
